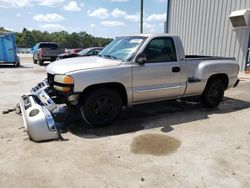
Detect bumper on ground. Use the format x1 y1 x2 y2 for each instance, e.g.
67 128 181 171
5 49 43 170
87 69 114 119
19 81 60 141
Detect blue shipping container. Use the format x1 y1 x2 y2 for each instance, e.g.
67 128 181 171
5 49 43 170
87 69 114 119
0 32 18 65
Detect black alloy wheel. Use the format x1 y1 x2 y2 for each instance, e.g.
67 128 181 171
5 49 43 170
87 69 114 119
201 79 225 107
80 88 122 126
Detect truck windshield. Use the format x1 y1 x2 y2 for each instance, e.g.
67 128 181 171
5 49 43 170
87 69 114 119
99 36 146 61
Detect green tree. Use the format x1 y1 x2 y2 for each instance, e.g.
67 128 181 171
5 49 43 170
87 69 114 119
14 28 112 49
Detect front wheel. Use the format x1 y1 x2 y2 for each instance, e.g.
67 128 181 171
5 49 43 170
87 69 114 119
33 57 37 64
201 79 225 108
80 88 122 126
38 59 43 65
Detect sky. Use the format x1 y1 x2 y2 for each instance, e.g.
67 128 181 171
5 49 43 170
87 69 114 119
0 0 167 38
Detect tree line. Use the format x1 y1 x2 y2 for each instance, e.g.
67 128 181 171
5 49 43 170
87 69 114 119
0 27 113 49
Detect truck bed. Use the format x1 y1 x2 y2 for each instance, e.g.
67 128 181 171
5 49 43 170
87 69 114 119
185 55 235 61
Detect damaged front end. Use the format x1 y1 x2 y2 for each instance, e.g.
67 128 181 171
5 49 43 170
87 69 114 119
19 80 61 141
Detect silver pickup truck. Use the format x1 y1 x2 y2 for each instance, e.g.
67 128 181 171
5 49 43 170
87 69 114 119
20 34 240 141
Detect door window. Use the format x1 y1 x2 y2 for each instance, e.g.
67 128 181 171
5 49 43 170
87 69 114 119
143 37 177 63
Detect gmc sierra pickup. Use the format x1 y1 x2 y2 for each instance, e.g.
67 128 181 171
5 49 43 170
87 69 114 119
19 34 240 141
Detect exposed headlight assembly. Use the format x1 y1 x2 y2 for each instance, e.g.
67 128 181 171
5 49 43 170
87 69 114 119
54 75 74 84
53 75 74 92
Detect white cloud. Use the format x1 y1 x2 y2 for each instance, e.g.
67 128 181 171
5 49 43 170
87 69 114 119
88 8 109 19
111 8 139 22
90 24 95 28
0 0 68 8
146 13 166 22
111 8 127 17
33 13 64 22
125 14 139 22
143 23 154 29
143 23 156 33
16 13 21 17
37 0 65 7
64 1 81 11
40 24 65 32
0 0 32 8
109 0 129 2
27 27 34 31
101 21 124 27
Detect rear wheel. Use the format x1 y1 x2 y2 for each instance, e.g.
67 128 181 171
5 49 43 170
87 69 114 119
201 79 225 107
33 55 37 64
14 61 20 67
80 88 122 126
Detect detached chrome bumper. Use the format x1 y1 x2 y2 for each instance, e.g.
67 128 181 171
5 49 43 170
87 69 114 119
19 81 60 141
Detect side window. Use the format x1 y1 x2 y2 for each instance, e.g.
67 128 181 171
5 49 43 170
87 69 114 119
143 37 177 63
86 50 94 55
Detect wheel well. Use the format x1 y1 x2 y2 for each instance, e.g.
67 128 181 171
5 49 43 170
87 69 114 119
80 83 128 105
207 74 229 89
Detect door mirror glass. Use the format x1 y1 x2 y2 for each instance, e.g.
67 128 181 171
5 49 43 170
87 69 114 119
136 53 147 65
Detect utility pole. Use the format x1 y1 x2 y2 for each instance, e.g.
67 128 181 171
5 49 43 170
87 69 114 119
140 0 143 33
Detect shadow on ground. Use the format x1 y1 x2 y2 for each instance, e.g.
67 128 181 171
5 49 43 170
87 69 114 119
0 65 33 69
38 62 50 66
64 97 250 139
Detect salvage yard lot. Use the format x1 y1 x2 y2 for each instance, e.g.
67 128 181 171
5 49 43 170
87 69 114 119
0 55 250 187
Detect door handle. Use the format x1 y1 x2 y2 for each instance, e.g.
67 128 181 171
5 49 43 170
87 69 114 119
172 67 180 72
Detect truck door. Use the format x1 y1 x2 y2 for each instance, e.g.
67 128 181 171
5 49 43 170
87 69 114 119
0 33 16 63
132 37 183 103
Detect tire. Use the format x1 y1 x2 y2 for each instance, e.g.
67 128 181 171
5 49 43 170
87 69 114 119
201 79 225 108
33 58 37 64
14 62 20 67
80 88 122 126
38 59 43 65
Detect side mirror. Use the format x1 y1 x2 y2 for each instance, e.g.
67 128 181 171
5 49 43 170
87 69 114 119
136 53 147 65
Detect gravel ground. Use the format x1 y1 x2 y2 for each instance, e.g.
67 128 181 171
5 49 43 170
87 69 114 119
0 55 250 188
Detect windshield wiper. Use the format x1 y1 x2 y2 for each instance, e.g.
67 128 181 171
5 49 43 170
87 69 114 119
100 54 118 60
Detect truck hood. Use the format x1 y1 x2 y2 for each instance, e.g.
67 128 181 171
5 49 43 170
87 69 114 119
46 56 121 75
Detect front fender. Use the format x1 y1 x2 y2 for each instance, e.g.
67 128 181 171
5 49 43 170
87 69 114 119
68 64 133 104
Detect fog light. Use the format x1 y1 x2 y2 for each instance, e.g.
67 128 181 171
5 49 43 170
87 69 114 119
54 85 71 92
68 94 79 102
29 109 39 117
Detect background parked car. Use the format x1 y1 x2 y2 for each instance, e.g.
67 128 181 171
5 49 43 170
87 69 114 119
64 48 83 54
32 42 64 65
71 48 83 54
56 47 103 60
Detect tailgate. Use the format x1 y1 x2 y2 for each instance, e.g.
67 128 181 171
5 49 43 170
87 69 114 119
43 49 64 57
